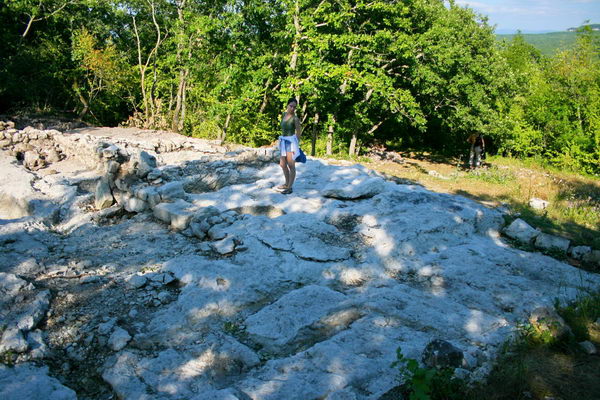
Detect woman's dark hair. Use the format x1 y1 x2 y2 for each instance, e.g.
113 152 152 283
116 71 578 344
287 98 298 106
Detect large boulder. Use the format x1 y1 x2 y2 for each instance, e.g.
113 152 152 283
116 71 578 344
322 176 386 200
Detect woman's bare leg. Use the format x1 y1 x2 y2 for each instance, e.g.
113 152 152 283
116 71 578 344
286 152 296 188
279 156 290 187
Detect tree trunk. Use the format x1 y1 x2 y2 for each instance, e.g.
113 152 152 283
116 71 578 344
349 132 358 156
327 115 335 155
172 70 185 132
132 2 162 129
258 75 272 114
311 112 319 156
221 112 232 142
179 79 187 132
289 0 301 92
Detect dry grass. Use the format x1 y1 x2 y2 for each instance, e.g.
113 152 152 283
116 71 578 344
470 346 600 400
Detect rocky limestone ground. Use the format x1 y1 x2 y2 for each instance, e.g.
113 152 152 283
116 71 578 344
0 122 599 400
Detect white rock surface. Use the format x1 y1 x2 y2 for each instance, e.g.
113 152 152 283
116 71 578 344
0 363 77 400
2 126 599 400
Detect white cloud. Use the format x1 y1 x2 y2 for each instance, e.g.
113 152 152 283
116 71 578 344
455 0 557 16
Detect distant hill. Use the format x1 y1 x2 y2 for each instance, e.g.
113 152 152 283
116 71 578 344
496 30 600 57
567 24 600 32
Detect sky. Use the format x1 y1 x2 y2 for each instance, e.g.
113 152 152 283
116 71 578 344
454 0 600 34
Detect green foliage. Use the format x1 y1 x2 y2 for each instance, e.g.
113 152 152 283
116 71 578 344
516 321 561 347
496 29 600 175
466 165 516 185
391 347 467 400
556 291 600 343
223 321 243 335
1 0 599 176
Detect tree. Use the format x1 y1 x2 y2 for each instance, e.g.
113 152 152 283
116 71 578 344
71 28 130 121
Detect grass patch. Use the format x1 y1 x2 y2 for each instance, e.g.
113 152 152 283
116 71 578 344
465 165 517 185
466 292 600 400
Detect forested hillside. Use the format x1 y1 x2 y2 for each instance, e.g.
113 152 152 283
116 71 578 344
1 0 599 174
497 31 600 56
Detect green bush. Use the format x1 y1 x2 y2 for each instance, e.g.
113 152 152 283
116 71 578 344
391 347 467 400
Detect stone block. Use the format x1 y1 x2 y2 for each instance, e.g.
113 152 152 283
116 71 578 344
502 218 540 244
534 233 570 254
529 197 549 210
124 197 147 213
153 199 195 230
95 178 114 210
569 245 591 260
157 181 186 202
212 236 236 255
136 151 157 178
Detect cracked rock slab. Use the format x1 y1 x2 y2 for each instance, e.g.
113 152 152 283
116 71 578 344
244 285 347 352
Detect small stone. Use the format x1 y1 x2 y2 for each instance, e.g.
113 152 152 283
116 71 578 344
127 274 148 289
534 233 570 254
579 341 597 355
108 327 131 351
568 246 591 260
198 242 213 252
97 319 117 335
80 275 100 284
422 339 464 369
0 328 29 353
503 218 540 244
157 291 170 303
212 236 236 255
146 169 162 181
453 368 471 380
529 198 549 210
27 330 49 359
582 250 600 267
83 334 95 346
157 181 186 202
95 178 114 210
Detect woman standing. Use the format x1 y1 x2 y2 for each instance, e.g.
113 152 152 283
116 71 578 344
277 98 302 194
